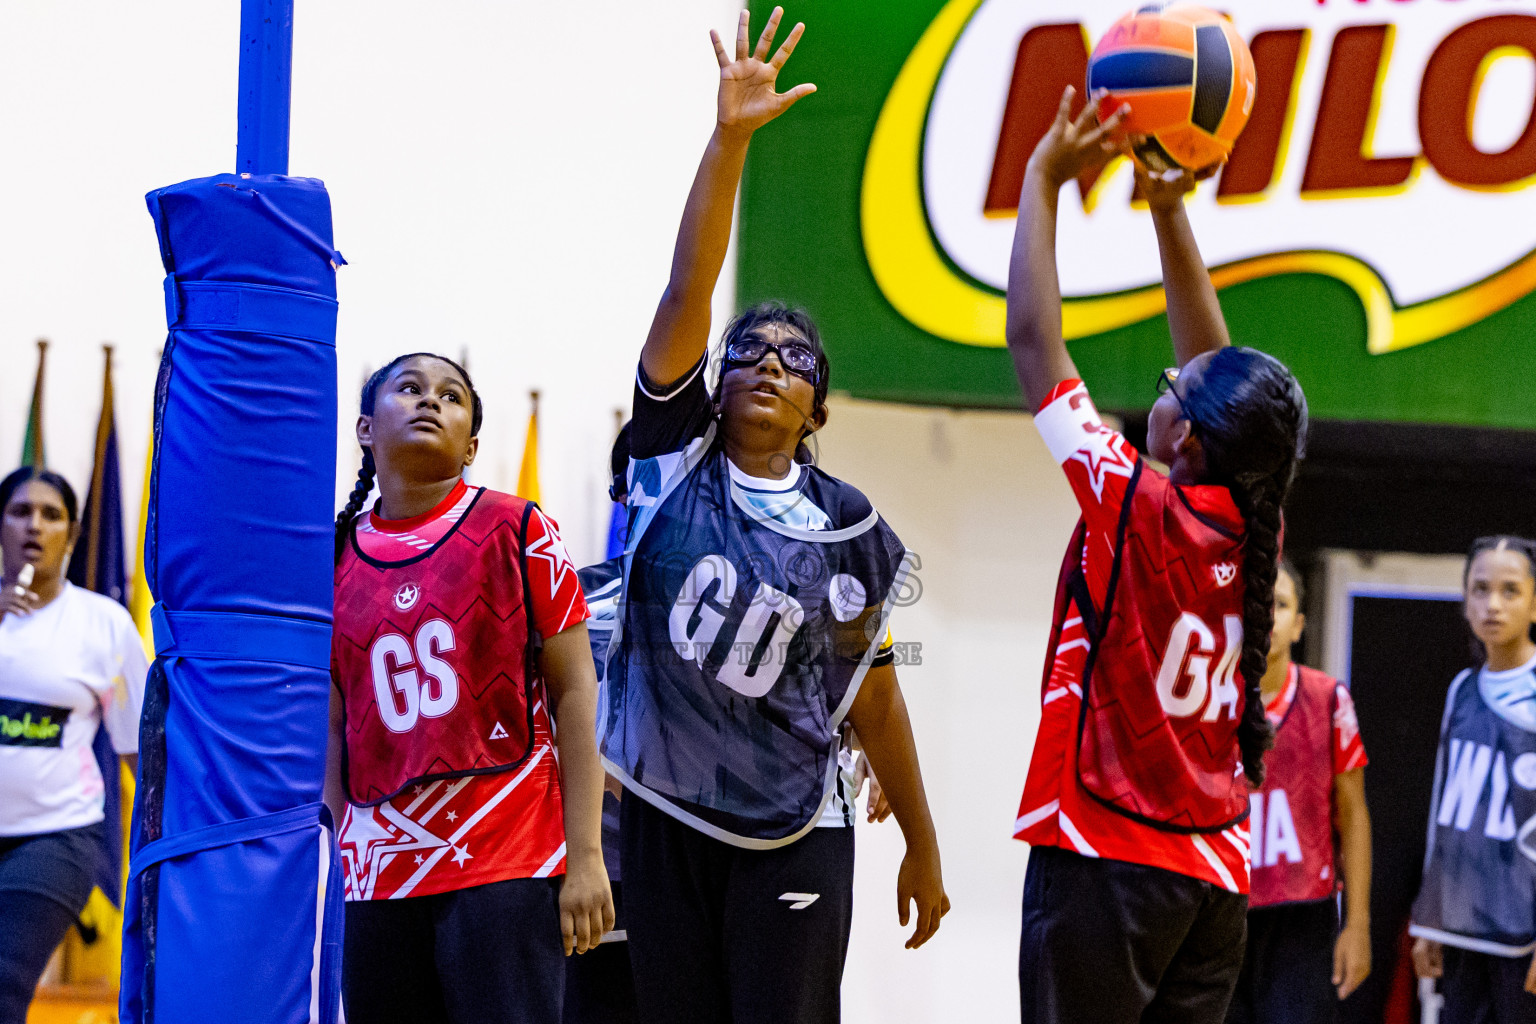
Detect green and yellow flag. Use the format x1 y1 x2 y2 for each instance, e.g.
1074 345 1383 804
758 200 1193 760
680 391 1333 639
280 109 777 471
21 339 47 467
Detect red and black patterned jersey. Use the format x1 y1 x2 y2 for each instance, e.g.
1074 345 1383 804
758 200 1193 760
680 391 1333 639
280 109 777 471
1249 664 1368 908
1015 380 1253 893
334 482 590 900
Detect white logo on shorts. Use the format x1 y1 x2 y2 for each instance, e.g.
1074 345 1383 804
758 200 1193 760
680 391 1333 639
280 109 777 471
489 722 509 740
394 583 421 611
779 892 820 910
1212 563 1237 588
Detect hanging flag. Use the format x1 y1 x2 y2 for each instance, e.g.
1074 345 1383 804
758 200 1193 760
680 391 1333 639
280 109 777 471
65 345 129 910
605 410 628 560
516 390 540 505
21 338 47 468
128 420 155 657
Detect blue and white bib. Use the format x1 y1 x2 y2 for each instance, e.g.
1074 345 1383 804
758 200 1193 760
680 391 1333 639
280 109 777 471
600 427 910 847
1411 655 1536 956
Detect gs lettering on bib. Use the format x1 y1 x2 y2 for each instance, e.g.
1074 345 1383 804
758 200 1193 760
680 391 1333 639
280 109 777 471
602 432 910 847
334 489 540 806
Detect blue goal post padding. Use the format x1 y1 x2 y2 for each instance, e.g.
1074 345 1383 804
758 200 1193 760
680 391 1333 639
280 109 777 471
121 173 344 1024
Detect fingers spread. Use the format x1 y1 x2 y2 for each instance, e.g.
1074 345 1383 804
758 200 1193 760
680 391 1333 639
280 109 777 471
754 6 784 62
770 21 805 70
711 29 730 69
780 82 817 110
736 9 750 62
1070 95 1101 136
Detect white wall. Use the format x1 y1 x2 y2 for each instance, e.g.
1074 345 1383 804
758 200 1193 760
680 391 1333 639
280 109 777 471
0 4 1082 1020
817 397 1079 1024
0 0 740 566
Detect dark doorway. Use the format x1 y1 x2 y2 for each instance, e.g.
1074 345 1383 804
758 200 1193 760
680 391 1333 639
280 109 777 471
1337 594 1467 1024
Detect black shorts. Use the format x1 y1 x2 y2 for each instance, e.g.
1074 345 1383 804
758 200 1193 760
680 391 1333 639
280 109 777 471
1225 899 1338 1024
0 822 103 913
562 880 636 1024
620 795 854 1024
1019 845 1248 1024
343 877 564 1024
1441 946 1536 1023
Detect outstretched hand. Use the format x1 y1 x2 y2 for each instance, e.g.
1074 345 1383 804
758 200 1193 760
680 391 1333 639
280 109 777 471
711 7 816 137
1026 86 1128 191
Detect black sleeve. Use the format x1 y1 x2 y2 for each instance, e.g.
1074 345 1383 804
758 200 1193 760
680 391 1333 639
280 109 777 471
630 356 715 460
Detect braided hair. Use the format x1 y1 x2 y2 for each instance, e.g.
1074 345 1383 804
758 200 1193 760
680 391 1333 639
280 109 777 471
334 353 483 563
1182 347 1308 786
1462 535 1536 664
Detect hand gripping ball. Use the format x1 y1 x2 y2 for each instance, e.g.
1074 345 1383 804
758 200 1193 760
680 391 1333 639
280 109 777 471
1088 3 1256 173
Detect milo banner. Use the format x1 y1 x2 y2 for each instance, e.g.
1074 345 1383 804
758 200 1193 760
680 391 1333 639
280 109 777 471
738 0 1536 427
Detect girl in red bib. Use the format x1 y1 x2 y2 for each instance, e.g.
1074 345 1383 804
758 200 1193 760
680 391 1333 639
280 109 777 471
324 353 612 1024
1006 91 1308 1024
1226 560 1372 1023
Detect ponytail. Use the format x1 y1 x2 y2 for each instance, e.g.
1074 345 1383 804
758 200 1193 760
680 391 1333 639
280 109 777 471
1228 473 1282 786
334 448 376 564
1182 346 1308 788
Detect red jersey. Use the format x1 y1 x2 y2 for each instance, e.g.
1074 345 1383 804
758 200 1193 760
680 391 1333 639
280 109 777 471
1249 663 1367 908
335 482 589 900
1015 380 1253 892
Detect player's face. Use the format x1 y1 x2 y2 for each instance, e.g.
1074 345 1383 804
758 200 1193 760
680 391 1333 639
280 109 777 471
1465 548 1536 651
362 356 478 482
1 481 75 582
1147 351 1211 468
1268 568 1305 665
717 323 825 465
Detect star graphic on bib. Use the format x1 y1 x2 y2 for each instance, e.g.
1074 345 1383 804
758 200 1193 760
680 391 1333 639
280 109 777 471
525 511 575 595
1067 428 1136 502
445 810 458 822
450 844 473 867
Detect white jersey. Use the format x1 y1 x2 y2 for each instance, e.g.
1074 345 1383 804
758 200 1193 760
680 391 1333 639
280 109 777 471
0 582 147 835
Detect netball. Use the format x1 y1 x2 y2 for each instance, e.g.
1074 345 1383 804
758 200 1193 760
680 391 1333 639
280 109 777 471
1088 3 1257 173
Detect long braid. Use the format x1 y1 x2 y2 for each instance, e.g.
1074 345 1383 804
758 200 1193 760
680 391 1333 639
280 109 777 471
1183 345 1308 788
1229 472 1282 785
334 448 376 564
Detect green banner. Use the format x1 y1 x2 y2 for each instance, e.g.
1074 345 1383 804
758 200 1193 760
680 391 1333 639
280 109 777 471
738 0 1536 428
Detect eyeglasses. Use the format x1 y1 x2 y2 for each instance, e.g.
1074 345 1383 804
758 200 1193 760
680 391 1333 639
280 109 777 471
1157 367 1192 421
724 337 820 384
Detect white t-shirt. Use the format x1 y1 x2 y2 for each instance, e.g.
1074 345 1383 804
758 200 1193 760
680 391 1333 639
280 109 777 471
0 582 148 836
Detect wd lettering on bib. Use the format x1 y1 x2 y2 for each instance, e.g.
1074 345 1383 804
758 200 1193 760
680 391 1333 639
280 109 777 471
0 697 70 748
1412 664 1536 954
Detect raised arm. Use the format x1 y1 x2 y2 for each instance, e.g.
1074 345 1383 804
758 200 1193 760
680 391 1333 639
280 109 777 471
1138 166 1230 366
1006 88 1126 411
640 7 816 387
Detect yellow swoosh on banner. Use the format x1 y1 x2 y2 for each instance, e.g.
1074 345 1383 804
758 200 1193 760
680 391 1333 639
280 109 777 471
859 0 1536 355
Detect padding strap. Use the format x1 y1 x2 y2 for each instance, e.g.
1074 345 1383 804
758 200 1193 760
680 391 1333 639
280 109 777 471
163 276 338 345
151 604 331 670
129 802 325 878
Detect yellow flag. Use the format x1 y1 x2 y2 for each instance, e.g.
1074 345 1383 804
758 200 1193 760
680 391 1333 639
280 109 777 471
516 391 540 505
128 421 154 658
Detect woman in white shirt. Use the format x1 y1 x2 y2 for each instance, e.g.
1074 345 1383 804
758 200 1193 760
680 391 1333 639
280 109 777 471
0 467 146 1024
